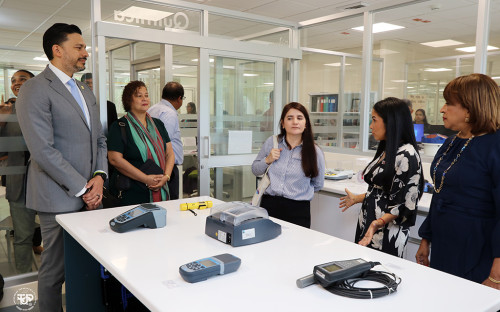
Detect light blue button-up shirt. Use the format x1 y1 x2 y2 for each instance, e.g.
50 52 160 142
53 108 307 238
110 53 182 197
252 136 325 201
148 99 183 165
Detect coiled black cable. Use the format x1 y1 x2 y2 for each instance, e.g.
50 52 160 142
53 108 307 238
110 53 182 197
324 268 401 299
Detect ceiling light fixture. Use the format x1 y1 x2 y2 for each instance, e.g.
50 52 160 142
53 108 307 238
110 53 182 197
324 62 351 67
119 6 173 21
337 1 369 10
33 55 48 61
456 46 499 52
424 68 452 72
420 39 464 48
352 22 404 33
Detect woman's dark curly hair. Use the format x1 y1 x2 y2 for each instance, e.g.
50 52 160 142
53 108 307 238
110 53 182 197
122 80 146 112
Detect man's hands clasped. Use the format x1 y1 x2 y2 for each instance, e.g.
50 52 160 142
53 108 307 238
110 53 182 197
82 175 105 210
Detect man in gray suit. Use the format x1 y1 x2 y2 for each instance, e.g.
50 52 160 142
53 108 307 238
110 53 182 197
16 23 107 311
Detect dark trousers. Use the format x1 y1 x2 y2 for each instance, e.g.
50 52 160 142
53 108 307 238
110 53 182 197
260 195 311 228
168 165 179 200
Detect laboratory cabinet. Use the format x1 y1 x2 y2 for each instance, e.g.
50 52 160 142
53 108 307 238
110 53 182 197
310 189 429 263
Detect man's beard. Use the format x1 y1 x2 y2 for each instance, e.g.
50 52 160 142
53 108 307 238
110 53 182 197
74 58 86 72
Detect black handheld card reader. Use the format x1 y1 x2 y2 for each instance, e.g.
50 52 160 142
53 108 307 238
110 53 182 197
298 258 400 299
109 203 166 233
313 258 374 287
179 253 241 283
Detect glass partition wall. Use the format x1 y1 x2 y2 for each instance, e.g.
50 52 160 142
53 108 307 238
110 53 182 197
298 0 498 152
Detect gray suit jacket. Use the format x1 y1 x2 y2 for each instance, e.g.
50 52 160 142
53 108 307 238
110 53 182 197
16 66 107 213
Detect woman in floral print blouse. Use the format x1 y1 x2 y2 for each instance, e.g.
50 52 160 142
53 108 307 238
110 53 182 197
340 97 424 257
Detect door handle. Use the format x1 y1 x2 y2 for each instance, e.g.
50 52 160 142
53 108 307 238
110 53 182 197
203 136 210 159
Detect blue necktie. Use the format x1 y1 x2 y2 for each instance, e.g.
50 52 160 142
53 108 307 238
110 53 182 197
67 79 89 126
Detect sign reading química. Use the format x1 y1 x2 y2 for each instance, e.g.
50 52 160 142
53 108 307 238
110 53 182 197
114 7 189 30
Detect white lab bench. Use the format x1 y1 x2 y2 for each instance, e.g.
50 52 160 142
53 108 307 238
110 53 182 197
57 197 500 312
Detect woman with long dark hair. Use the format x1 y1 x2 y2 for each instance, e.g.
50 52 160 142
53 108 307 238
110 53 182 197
252 102 325 228
340 97 424 257
414 108 429 126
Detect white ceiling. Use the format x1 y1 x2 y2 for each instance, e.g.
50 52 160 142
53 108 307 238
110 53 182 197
0 0 499 71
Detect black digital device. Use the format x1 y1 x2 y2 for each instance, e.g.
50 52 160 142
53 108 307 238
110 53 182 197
179 253 241 283
313 258 373 287
109 203 166 233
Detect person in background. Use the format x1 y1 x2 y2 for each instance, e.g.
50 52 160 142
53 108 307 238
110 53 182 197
0 70 43 274
80 72 118 130
403 98 413 114
16 23 108 310
186 102 196 114
414 108 430 133
260 90 274 132
340 97 424 258
108 81 174 206
252 102 325 228
147 82 184 200
414 108 428 125
416 74 500 290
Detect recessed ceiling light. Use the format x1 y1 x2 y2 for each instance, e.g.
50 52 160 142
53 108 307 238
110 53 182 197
119 6 173 21
373 49 400 55
391 80 407 83
424 68 452 72
324 63 351 67
263 83 274 85
191 59 198 62
33 55 48 61
352 22 405 33
456 45 499 52
223 65 235 69
420 39 464 48
492 76 500 80
243 73 258 77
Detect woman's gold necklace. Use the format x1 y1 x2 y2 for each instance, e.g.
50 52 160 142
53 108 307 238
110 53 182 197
432 132 474 193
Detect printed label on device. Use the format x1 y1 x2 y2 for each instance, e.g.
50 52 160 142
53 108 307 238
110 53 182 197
218 230 227 243
242 228 255 240
316 271 325 279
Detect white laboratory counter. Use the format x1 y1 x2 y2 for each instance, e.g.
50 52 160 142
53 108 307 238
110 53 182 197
57 197 500 312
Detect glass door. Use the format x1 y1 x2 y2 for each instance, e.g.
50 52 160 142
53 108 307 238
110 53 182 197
199 51 282 201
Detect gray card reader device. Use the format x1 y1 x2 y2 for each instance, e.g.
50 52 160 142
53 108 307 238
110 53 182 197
179 253 241 283
205 201 281 247
109 203 166 233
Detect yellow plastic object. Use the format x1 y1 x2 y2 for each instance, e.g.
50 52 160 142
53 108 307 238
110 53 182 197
180 201 213 211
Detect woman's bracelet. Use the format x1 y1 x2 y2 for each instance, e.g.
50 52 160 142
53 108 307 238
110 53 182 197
488 276 500 284
165 174 170 181
378 218 386 226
